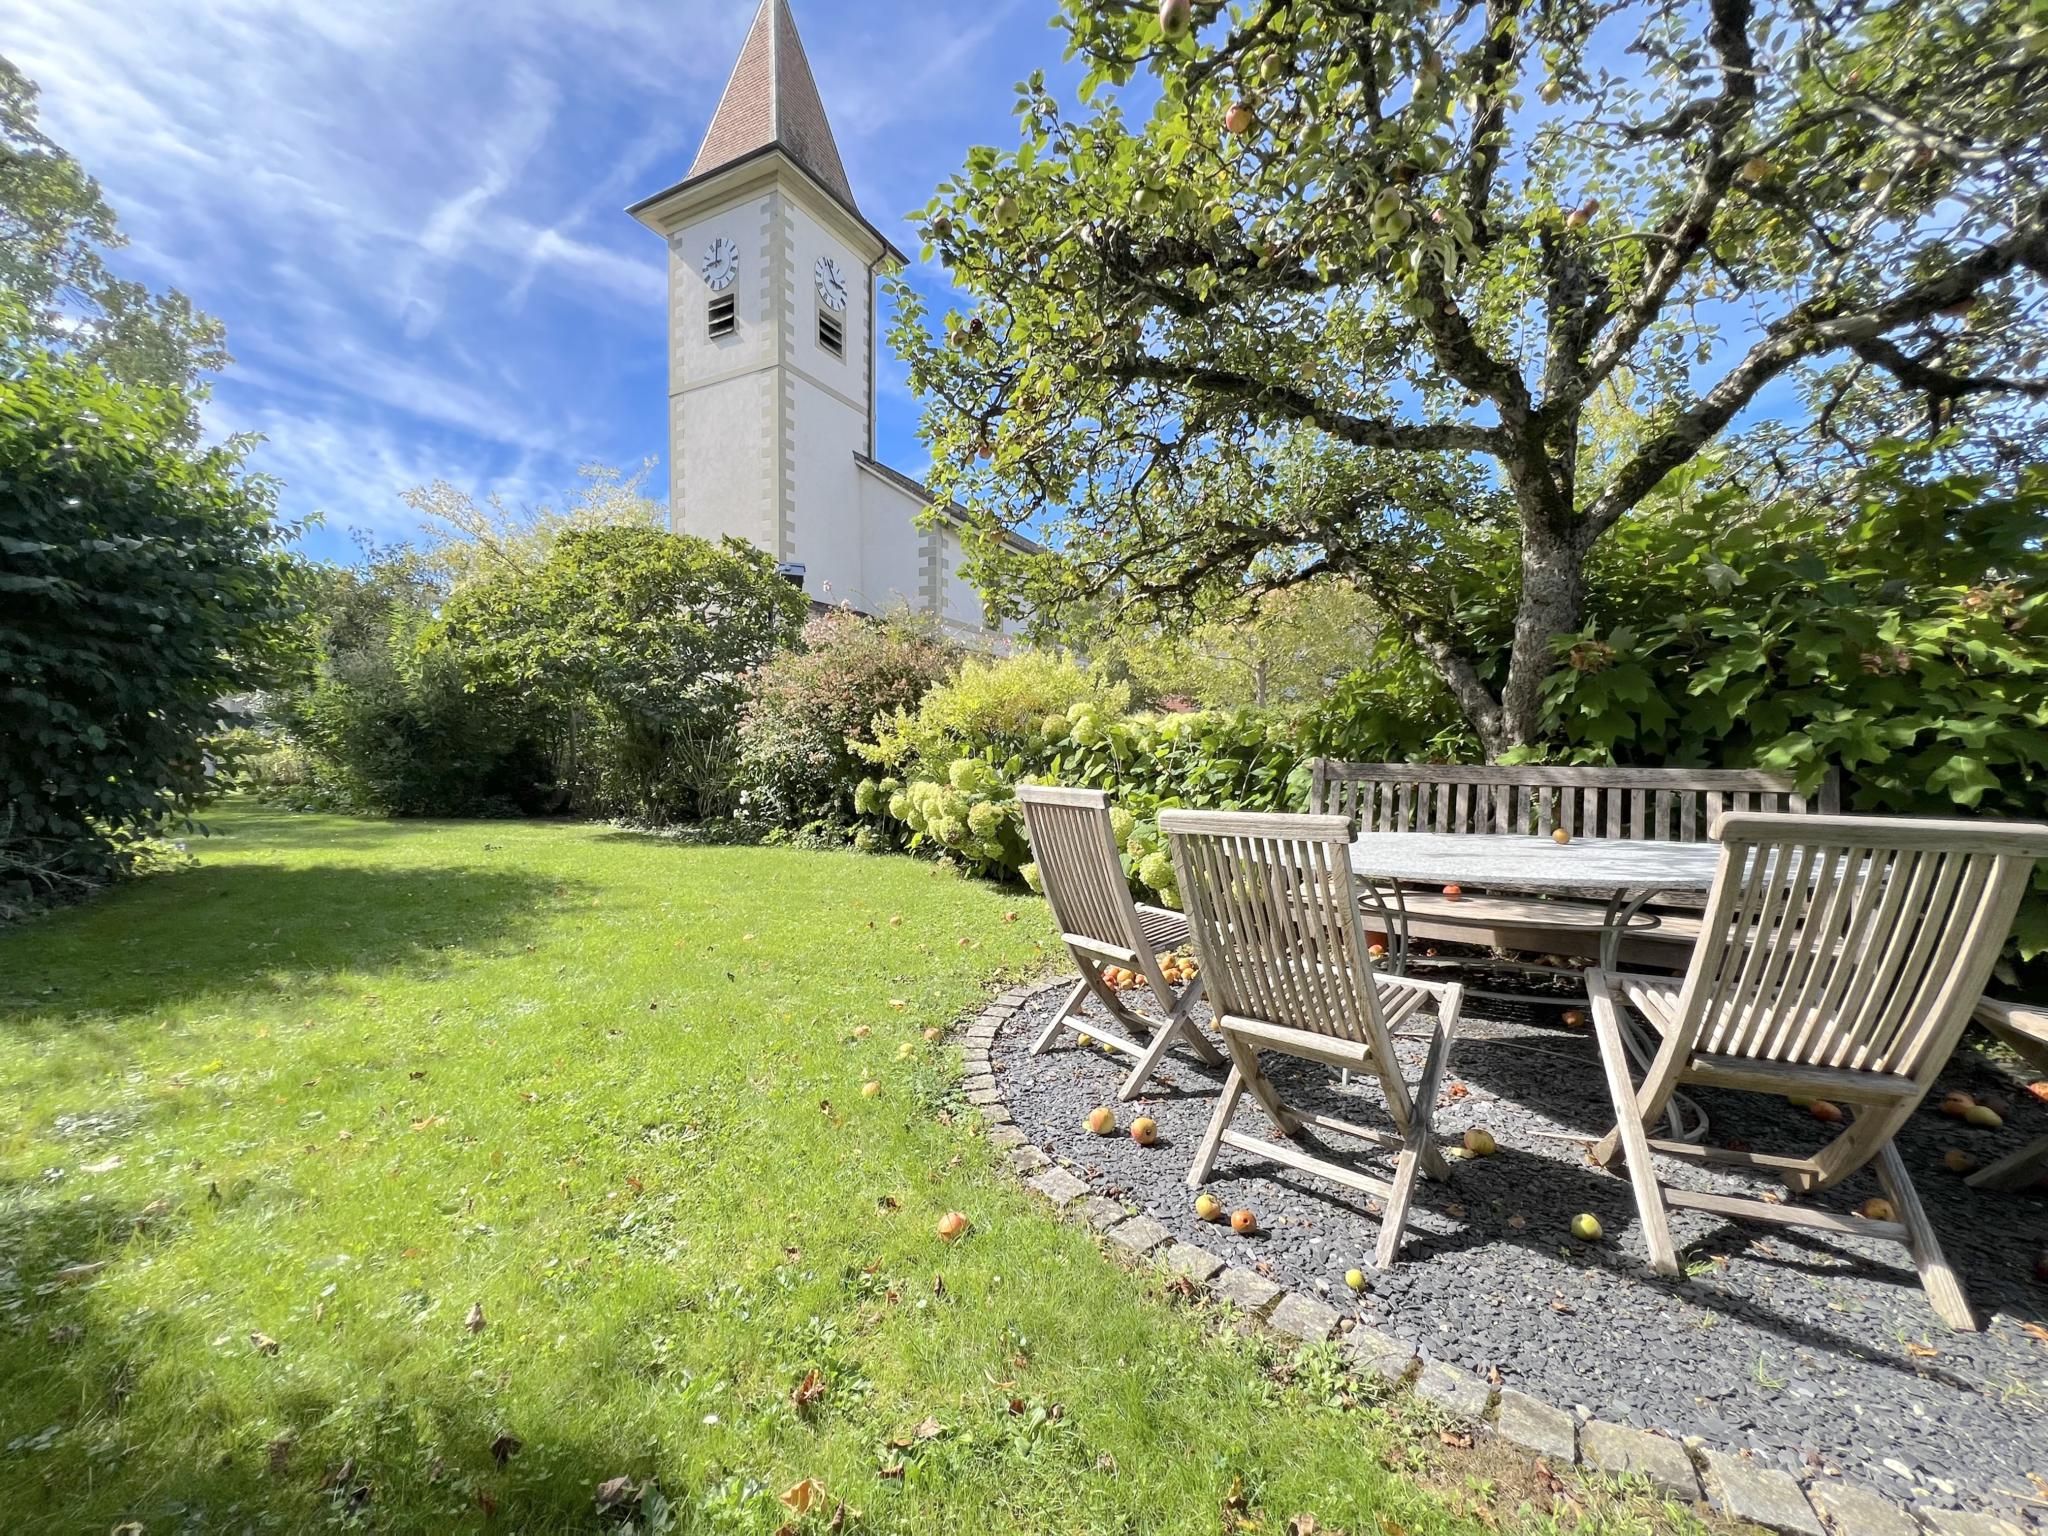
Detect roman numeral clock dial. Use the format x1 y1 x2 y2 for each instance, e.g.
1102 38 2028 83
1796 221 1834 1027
814 256 848 313
701 236 739 291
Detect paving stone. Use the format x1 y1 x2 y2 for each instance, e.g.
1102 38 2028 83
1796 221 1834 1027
1071 1195 1127 1232
1209 1266 1283 1317
1806 1481 1919 1536
1025 1167 1089 1208
1699 1451 1822 1536
1916 1512 2029 1536
1267 1291 1341 1342
1415 1361 1490 1420
965 1087 1005 1107
962 1075 997 1094
978 1103 1013 1126
1494 1389 1575 1464
1580 1420 1701 1502
1161 1243 1225 1284
1006 1146 1051 1176
1342 1325 1417 1385
984 1124 1026 1149
1106 1215 1173 1257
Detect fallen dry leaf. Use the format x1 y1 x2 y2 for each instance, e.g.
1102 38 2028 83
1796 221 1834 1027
490 1433 522 1469
1439 1428 1474 1449
913 1415 945 1441
780 1477 824 1515
791 1368 825 1412
2019 1321 2048 1348
595 1476 638 1510
466 1302 487 1335
1904 1341 1938 1359
249 1332 281 1357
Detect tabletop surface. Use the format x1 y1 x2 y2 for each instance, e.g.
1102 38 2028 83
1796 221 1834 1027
1347 832 1726 893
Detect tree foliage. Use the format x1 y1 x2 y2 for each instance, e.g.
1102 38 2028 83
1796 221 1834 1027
0 55 227 403
897 0 2048 754
0 350 299 900
402 460 663 595
434 527 809 820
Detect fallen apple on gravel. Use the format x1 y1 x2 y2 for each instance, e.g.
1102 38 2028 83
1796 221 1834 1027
1859 1198 1897 1222
1561 1009 1587 1029
1464 1128 1498 1156
1344 1268 1367 1292
1943 1149 1979 1175
1810 1100 1844 1123
1085 1106 1117 1136
1964 1105 2005 1129
1230 1208 1258 1235
1940 1091 1976 1118
1570 1213 1603 1242
1195 1193 1223 1223
1130 1117 1159 1147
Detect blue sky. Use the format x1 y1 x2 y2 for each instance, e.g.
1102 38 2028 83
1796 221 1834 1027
2 0 1076 564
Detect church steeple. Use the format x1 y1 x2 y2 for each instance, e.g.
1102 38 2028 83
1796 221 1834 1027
689 0 858 217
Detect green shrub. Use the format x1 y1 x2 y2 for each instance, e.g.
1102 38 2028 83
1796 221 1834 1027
736 609 955 826
0 351 300 905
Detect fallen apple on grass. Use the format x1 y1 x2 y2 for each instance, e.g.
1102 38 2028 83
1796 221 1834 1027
1130 1117 1159 1147
923 1027 943 1044
1085 1106 1118 1136
896 1043 915 1061
936 1211 970 1242
861 1080 882 1098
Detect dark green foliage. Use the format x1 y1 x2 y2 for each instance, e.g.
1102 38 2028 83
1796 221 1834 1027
434 526 810 821
278 559 554 817
0 350 299 902
737 610 958 827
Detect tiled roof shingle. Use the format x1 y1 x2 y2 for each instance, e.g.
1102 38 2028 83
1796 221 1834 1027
689 0 858 214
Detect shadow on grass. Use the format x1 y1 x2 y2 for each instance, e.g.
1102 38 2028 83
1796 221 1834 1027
0 1185 671 1533
0 861 580 1029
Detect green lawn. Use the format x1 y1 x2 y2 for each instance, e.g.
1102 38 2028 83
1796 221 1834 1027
0 808 1686 1535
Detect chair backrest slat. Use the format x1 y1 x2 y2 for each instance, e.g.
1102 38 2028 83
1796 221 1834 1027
1662 814 2048 1093
1162 811 1399 1072
1308 761 1838 843
1016 786 1146 960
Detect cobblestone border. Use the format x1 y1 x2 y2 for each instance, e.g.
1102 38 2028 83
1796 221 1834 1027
957 981 2037 1536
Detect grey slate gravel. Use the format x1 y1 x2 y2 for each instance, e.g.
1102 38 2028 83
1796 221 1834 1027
1700 1450 1824 1536
1494 1388 1576 1464
1580 1420 1701 1501
986 980 2048 1511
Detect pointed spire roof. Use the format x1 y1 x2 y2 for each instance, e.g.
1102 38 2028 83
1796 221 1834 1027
689 0 857 214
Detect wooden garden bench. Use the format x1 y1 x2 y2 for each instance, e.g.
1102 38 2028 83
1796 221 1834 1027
1308 761 1840 969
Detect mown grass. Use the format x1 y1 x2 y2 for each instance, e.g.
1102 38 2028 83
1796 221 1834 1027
0 807 1716 1535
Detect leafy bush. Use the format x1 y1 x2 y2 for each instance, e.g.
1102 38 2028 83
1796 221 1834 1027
736 610 956 826
1545 455 2048 961
0 350 300 905
434 526 808 821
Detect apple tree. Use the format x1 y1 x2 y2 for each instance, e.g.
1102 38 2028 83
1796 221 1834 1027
894 0 2048 755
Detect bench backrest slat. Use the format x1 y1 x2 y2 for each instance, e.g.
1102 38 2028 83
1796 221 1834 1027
1309 761 1841 842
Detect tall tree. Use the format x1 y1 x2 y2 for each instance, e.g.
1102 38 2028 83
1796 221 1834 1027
896 0 2048 755
0 55 227 400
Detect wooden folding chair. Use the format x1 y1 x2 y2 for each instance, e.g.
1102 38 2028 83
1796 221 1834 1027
1586 812 2048 1331
1016 785 1224 1099
1161 810 1466 1268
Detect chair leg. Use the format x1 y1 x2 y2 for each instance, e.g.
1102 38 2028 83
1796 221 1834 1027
1965 1135 2048 1192
1187 1065 1245 1188
1118 1011 1183 1101
1225 1033 1302 1138
1405 1001 1459 1184
1875 1143 1976 1332
1589 989 1680 1275
1030 977 1091 1056
1170 974 1224 1064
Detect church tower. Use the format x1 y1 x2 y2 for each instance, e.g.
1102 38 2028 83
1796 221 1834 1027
627 0 906 610
629 0 1027 636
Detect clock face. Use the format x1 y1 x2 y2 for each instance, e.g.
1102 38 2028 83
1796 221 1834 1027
814 256 848 313
702 236 739 292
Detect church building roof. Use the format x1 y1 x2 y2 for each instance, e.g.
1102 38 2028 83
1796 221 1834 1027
688 0 857 215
